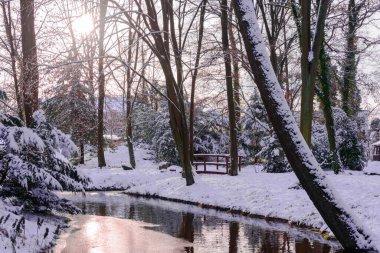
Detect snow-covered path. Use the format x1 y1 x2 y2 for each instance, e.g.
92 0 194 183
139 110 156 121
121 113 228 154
79 145 380 251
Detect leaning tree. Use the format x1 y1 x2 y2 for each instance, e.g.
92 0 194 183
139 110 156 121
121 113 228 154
233 0 375 251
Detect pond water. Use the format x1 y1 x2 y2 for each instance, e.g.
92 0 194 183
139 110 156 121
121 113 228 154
52 192 343 253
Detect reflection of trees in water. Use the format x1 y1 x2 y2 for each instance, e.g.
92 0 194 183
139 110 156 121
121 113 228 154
179 213 195 242
296 238 336 253
72 197 341 253
229 222 239 253
242 224 339 253
179 213 195 253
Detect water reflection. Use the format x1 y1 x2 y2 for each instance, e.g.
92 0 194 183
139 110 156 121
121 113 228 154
58 192 343 253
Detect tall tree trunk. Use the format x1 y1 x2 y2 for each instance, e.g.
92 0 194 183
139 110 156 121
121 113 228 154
126 17 136 169
221 0 238 176
283 27 292 108
299 0 312 144
299 0 329 145
341 0 362 117
233 0 374 251
20 0 39 126
97 0 108 167
317 46 341 174
228 3 241 124
80 141 85 164
189 0 207 162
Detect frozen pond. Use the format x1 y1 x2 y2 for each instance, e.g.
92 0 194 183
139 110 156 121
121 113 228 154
52 192 343 252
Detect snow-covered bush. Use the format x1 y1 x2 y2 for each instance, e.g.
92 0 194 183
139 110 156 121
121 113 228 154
133 102 157 144
370 118 380 144
258 135 291 173
240 95 270 160
311 121 337 170
0 111 89 213
133 102 179 164
133 101 229 163
335 108 366 170
43 69 97 164
193 109 229 155
311 108 365 171
151 109 179 164
240 95 290 172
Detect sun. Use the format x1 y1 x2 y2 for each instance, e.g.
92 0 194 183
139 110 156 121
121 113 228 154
72 14 94 36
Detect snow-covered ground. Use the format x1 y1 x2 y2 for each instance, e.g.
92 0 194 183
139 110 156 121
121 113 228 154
364 161 380 175
78 145 380 251
0 199 65 253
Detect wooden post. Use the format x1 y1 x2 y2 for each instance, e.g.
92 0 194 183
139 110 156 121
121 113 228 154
217 155 219 170
204 156 206 172
226 156 229 174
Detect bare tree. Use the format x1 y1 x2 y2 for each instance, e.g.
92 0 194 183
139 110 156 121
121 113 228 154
110 0 195 185
189 0 207 162
221 0 238 175
228 2 241 124
97 0 108 167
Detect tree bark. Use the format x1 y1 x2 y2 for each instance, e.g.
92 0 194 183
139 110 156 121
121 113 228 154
126 13 136 169
20 0 39 126
341 0 362 117
317 46 341 174
299 0 330 145
189 0 207 162
143 0 194 185
228 3 241 124
221 0 238 176
80 141 85 164
233 0 374 250
97 0 108 167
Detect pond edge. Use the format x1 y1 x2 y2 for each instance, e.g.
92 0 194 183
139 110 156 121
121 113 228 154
123 191 335 241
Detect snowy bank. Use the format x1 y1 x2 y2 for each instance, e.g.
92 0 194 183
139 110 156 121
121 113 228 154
78 145 380 251
0 199 66 253
364 161 380 175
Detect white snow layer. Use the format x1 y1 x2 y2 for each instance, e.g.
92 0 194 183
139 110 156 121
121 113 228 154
78 145 380 251
0 200 62 253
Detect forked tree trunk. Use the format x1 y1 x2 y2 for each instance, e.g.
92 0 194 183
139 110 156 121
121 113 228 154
290 1 340 173
299 0 329 145
221 0 238 176
20 0 39 126
143 0 194 185
233 0 374 251
97 0 108 167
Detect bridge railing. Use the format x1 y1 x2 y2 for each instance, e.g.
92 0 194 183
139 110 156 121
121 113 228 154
192 154 243 174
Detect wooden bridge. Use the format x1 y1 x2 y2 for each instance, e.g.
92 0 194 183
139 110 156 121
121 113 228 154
192 154 243 175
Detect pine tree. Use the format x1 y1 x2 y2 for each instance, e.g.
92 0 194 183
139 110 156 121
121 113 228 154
0 111 89 213
43 60 96 165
